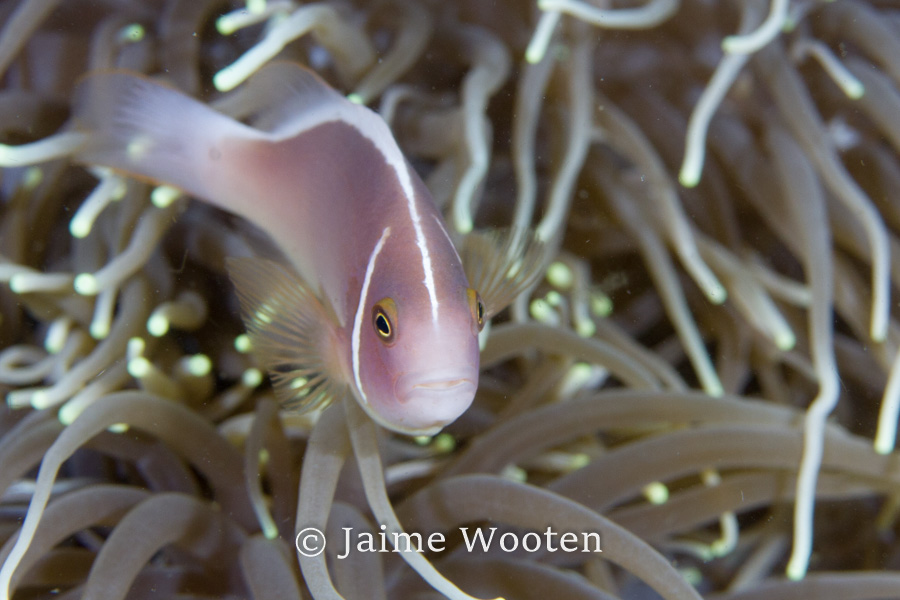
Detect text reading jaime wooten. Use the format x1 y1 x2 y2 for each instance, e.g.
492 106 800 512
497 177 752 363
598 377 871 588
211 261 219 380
295 525 603 558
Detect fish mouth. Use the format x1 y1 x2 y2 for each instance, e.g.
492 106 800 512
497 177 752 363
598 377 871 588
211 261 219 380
395 367 478 406
381 367 478 434
413 378 473 391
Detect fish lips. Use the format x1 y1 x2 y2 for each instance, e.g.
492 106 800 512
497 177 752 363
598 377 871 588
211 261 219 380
393 367 479 425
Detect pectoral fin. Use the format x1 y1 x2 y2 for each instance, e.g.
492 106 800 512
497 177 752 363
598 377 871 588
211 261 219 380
226 257 344 411
461 228 545 319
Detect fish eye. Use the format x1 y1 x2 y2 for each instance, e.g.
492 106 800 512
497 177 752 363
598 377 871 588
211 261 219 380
372 298 397 343
374 312 391 336
467 288 485 331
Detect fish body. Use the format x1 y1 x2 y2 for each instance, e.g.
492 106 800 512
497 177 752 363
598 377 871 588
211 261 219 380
74 64 537 435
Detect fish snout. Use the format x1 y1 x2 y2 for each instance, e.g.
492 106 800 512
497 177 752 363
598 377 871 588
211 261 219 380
393 367 478 427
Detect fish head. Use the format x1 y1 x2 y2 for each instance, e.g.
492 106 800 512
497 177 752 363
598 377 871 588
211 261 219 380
351 238 484 436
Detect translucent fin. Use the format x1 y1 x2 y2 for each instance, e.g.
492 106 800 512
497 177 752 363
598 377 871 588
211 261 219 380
72 71 266 201
226 257 342 412
241 62 348 136
461 228 545 319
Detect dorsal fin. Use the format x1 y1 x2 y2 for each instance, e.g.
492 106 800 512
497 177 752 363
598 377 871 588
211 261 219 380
238 62 349 137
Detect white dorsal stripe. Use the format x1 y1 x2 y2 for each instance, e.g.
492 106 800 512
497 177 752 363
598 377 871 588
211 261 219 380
352 227 391 404
432 214 462 264
273 100 415 197
338 106 439 323
409 194 440 323
274 100 440 323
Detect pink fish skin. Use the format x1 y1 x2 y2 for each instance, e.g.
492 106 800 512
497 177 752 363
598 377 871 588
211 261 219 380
74 64 486 435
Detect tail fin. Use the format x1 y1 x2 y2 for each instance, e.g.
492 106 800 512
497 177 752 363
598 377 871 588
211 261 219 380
72 71 264 202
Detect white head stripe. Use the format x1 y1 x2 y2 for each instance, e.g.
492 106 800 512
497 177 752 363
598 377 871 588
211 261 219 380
352 227 391 404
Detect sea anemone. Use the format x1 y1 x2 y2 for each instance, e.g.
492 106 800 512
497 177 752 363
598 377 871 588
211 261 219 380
2 0 900 599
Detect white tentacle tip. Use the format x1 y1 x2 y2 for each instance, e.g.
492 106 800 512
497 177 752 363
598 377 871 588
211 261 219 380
73 273 99 295
678 168 700 189
874 435 894 456
845 81 865 100
705 284 727 305
786 557 807 581
774 329 796 351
